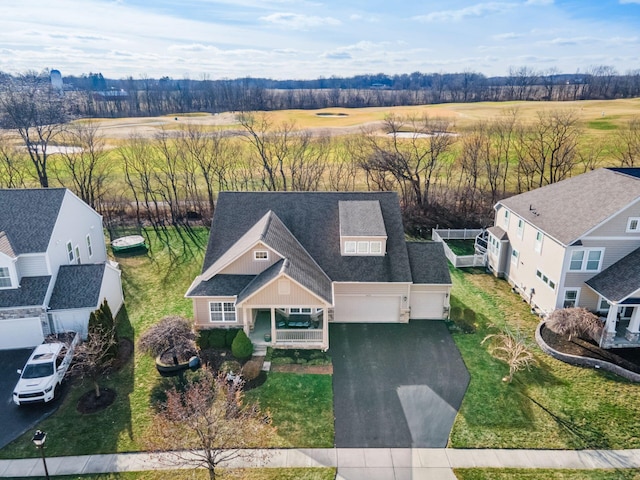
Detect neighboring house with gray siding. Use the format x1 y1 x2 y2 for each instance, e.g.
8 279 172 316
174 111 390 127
186 192 452 350
485 168 640 348
0 188 124 349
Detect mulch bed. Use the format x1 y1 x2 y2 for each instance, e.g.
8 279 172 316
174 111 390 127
540 325 640 374
77 387 117 414
270 364 333 374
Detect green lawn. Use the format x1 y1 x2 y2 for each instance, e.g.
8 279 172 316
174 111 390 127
455 469 640 480
245 373 334 448
0 227 334 459
449 267 640 449
3 468 337 480
445 239 477 256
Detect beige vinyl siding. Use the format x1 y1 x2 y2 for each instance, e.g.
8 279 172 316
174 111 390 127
500 210 565 314
576 287 600 312
334 282 410 296
219 244 281 275
16 254 48 278
588 201 640 237
193 297 238 327
241 277 324 307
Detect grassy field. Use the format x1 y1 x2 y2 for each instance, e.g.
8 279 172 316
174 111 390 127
448 267 640 450
0 228 334 459
455 469 640 480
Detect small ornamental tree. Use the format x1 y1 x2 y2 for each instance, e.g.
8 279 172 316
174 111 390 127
482 328 537 383
138 315 196 359
546 307 604 342
145 368 276 480
231 330 253 360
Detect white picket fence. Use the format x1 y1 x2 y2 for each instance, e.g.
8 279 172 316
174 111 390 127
432 228 486 268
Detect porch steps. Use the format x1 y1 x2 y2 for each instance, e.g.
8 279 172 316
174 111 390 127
253 344 268 356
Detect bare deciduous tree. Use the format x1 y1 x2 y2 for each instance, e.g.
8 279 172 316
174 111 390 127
146 369 276 480
53 121 110 208
546 307 604 342
0 73 69 187
613 117 640 167
0 134 28 188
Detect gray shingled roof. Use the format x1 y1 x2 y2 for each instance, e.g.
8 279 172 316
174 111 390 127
339 200 387 237
188 275 255 297
201 192 412 283
0 276 50 308
237 260 285 304
0 188 67 254
585 247 640 303
487 226 508 241
499 168 640 246
48 264 105 310
406 242 452 285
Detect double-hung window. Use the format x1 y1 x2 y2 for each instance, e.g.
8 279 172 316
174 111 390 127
563 289 579 308
516 219 524 239
66 241 75 263
0 267 11 288
569 249 603 272
209 302 236 322
503 210 510 228
534 231 543 253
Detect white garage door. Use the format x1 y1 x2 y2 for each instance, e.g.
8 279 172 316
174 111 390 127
334 295 401 323
410 292 445 319
0 317 44 350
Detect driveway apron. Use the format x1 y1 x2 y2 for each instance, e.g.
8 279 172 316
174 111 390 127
329 321 469 448
0 349 62 449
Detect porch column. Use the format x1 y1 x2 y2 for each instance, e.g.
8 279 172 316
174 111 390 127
625 307 640 342
270 307 276 345
602 304 618 347
322 305 329 351
242 308 250 336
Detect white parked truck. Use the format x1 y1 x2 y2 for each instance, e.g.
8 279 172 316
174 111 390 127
13 333 79 405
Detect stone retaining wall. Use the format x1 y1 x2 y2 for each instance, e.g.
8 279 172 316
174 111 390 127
535 321 640 383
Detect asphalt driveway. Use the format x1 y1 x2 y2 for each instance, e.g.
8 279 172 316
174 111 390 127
0 349 63 449
329 321 470 448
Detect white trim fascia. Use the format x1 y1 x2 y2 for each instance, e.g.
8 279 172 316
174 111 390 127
581 235 640 241
47 306 94 314
236 271 328 307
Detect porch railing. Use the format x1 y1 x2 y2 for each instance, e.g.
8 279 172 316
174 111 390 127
275 329 324 343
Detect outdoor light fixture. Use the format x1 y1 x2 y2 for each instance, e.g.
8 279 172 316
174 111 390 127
32 430 50 480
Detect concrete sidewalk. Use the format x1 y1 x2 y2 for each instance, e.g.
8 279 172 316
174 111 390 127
2 448 640 479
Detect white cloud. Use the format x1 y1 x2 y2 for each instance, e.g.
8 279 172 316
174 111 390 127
620 0 640 4
493 32 523 40
413 2 516 23
260 12 340 30
525 0 554 5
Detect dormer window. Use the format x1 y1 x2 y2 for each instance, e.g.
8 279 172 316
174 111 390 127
339 200 388 256
0 267 11 288
254 250 269 261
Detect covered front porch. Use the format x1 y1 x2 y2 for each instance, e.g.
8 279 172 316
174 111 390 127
245 308 329 350
600 303 640 348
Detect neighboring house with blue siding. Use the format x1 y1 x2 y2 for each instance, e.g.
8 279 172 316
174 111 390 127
485 168 640 348
0 188 124 349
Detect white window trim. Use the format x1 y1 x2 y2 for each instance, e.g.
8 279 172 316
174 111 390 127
0 266 12 289
562 288 580 308
598 296 610 313
511 248 519 266
535 269 556 290
253 250 269 261
86 234 93 258
626 217 640 233
516 218 524 239
66 241 75 264
74 245 81 264
503 210 510 228
534 231 543 254
357 241 369 254
344 241 356 254
370 241 382 254
568 248 605 272
209 301 237 322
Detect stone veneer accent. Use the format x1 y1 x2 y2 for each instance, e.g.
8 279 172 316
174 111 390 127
0 307 45 320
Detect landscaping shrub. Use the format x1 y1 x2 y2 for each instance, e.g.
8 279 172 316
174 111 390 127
241 359 262 381
196 331 210 349
225 328 240 348
209 329 227 349
220 360 242 375
149 369 207 410
231 330 254 360
450 305 463 321
138 315 195 357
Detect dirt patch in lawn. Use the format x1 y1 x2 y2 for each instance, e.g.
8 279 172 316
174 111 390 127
540 324 640 374
271 364 333 374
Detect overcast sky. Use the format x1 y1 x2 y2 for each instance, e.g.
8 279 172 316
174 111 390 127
1 0 639 80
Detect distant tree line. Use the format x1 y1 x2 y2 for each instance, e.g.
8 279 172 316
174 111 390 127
2 66 640 118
